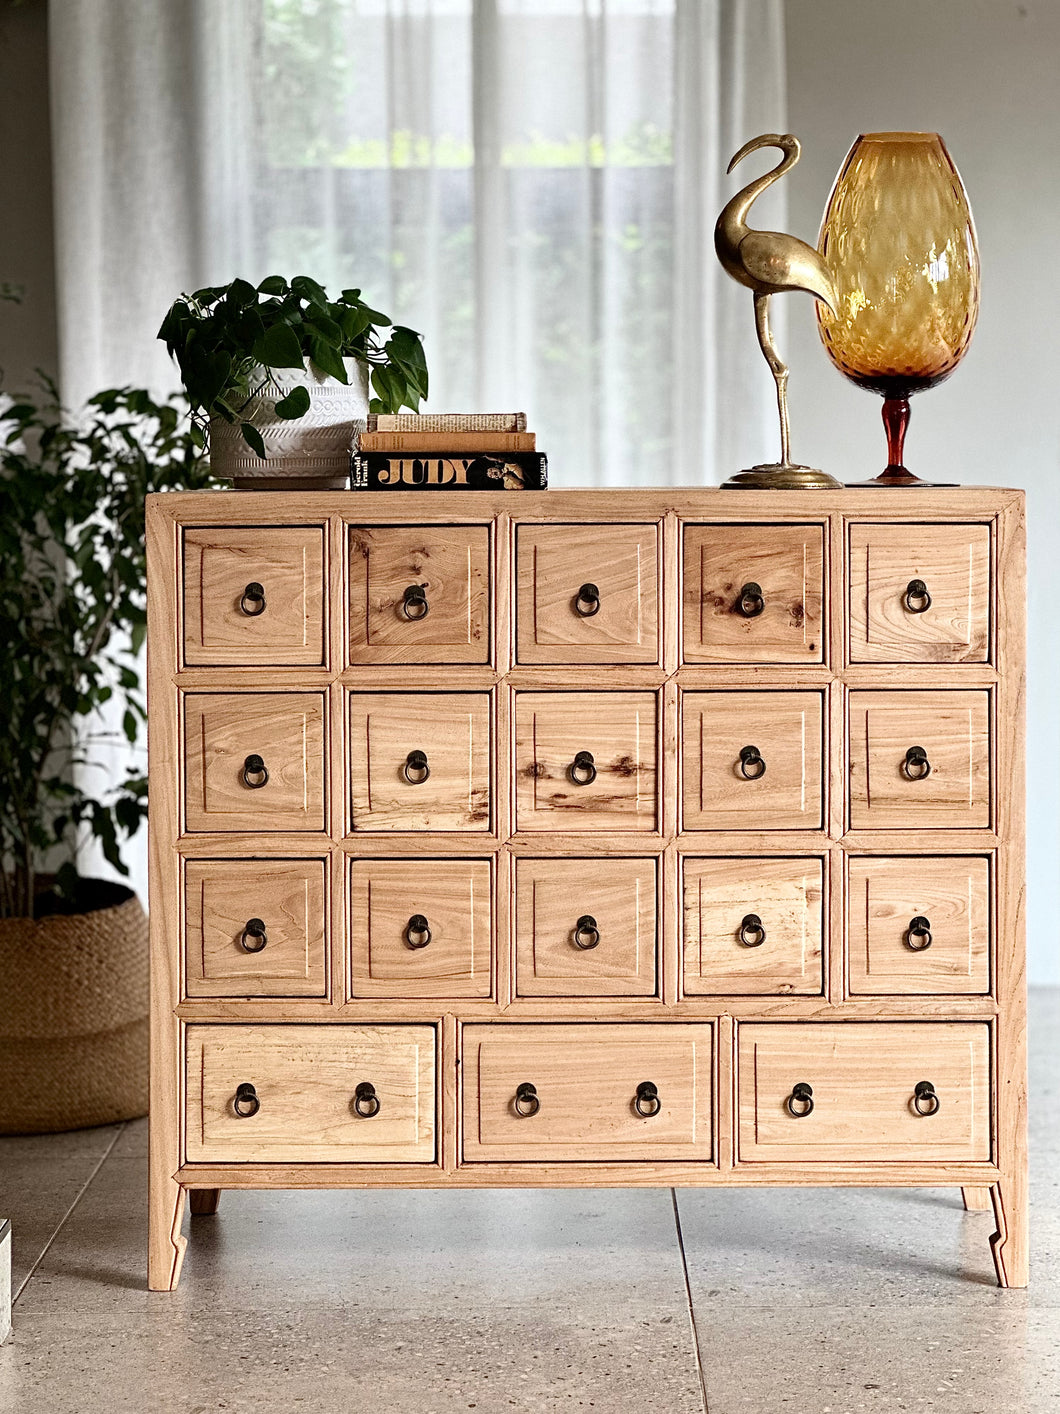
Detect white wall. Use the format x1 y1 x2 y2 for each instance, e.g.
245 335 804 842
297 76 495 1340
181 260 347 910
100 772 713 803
784 0 1060 983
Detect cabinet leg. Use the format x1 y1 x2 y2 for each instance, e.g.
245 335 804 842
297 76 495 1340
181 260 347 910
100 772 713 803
189 1189 221 1217
148 1178 187 1292
990 1178 1029 1288
962 1186 991 1212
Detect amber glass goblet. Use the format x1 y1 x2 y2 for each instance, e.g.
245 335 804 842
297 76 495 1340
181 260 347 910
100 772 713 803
816 133 980 486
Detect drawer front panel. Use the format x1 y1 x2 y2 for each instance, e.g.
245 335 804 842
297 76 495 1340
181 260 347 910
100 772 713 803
682 857 824 996
185 1024 436 1163
848 690 990 830
184 858 327 998
349 692 491 831
350 858 492 998
849 522 990 663
184 693 326 832
682 691 824 831
737 1022 990 1163
515 692 658 832
462 1023 713 1162
516 523 659 664
848 856 990 995
514 857 657 997
683 523 825 663
183 526 325 667
349 525 490 665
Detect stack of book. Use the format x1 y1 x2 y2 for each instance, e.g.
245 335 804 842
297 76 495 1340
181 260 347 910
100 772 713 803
351 412 548 491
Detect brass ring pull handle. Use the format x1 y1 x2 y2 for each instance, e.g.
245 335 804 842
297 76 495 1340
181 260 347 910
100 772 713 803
912 1079 940 1116
405 914 432 949
353 1081 381 1118
240 581 267 616
736 581 765 618
403 749 430 784
401 584 429 620
573 914 600 950
514 1081 540 1117
569 750 597 786
573 582 601 618
785 1082 814 1118
903 578 932 613
241 754 269 789
738 913 766 947
902 745 931 780
232 1082 260 1118
240 918 268 953
634 1080 661 1118
737 744 766 780
905 916 933 951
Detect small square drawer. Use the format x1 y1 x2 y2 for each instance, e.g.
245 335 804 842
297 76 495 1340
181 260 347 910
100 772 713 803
184 693 326 833
848 856 990 995
736 1022 990 1163
681 691 824 831
514 857 658 997
514 691 658 832
184 858 328 998
848 690 990 830
185 1024 436 1163
349 525 491 665
848 522 990 663
516 523 660 664
683 523 824 663
349 692 491 832
682 857 823 996
350 858 492 998
183 526 325 667
461 1023 713 1162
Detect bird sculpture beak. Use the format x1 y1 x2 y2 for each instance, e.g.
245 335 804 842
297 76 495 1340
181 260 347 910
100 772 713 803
727 133 797 174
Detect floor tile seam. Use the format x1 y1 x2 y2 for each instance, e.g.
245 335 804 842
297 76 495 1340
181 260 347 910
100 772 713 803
671 1188 711 1414
12 1121 128 1305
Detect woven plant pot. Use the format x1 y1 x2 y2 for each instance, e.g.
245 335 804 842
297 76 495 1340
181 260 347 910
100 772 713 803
0 880 148 1134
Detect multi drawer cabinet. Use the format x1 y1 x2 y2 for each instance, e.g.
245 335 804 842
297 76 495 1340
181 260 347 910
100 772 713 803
147 488 1027 1289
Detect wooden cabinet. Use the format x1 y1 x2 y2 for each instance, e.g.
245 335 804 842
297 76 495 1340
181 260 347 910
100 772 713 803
149 489 1025 1292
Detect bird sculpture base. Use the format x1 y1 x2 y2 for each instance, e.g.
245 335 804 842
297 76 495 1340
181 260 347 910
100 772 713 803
722 463 842 490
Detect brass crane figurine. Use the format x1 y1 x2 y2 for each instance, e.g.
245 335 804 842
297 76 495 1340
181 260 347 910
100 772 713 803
715 132 841 489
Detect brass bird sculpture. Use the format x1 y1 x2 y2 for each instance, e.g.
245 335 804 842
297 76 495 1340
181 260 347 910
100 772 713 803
715 132 840 488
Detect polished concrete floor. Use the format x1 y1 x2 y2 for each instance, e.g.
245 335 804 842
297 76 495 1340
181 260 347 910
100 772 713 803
1 991 1058 1413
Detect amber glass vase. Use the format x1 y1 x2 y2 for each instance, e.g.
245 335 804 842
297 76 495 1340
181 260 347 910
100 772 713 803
816 132 980 485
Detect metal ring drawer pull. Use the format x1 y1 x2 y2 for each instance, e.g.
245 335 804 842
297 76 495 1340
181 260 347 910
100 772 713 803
241 754 269 789
573 914 600 950
569 750 597 786
239 581 266 616
785 1082 814 1118
736 581 765 618
401 584 429 620
737 744 766 780
738 913 766 947
901 745 931 780
405 914 432 949
233 1082 260 1118
573 582 601 617
634 1080 661 1118
913 1079 940 1116
404 749 430 784
905 916 933 951
903 578 932 613
353 1081 381 1118
240 918 268 953
514 1081 540 1117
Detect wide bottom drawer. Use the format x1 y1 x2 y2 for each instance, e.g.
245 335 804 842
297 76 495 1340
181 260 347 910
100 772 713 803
185 1024 436 1163
461 1023 714 1163
737 1022 990 1164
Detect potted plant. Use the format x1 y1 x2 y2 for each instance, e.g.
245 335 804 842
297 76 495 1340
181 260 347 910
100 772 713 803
158 275 429 489
0 382 216 1133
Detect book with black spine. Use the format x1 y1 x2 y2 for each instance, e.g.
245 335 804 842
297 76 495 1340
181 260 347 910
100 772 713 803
351 452 548 490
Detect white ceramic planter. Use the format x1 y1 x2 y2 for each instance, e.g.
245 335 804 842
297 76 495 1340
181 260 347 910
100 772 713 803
208 357 370 490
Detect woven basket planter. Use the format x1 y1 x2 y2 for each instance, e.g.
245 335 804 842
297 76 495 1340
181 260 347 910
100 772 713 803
0 881 148 1133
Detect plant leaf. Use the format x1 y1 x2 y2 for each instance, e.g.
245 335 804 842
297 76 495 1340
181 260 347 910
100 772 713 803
257 275 288 296
273 385 311 420
240 422 267 457
307 337 348 383
291 275 329 309
253 321 305 371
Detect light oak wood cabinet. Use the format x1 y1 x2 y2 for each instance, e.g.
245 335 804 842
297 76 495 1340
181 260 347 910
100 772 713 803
148 488 1026 1292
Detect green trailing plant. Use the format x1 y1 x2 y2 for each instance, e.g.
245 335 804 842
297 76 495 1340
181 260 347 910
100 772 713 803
157 275 429 457
0 381 218 919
